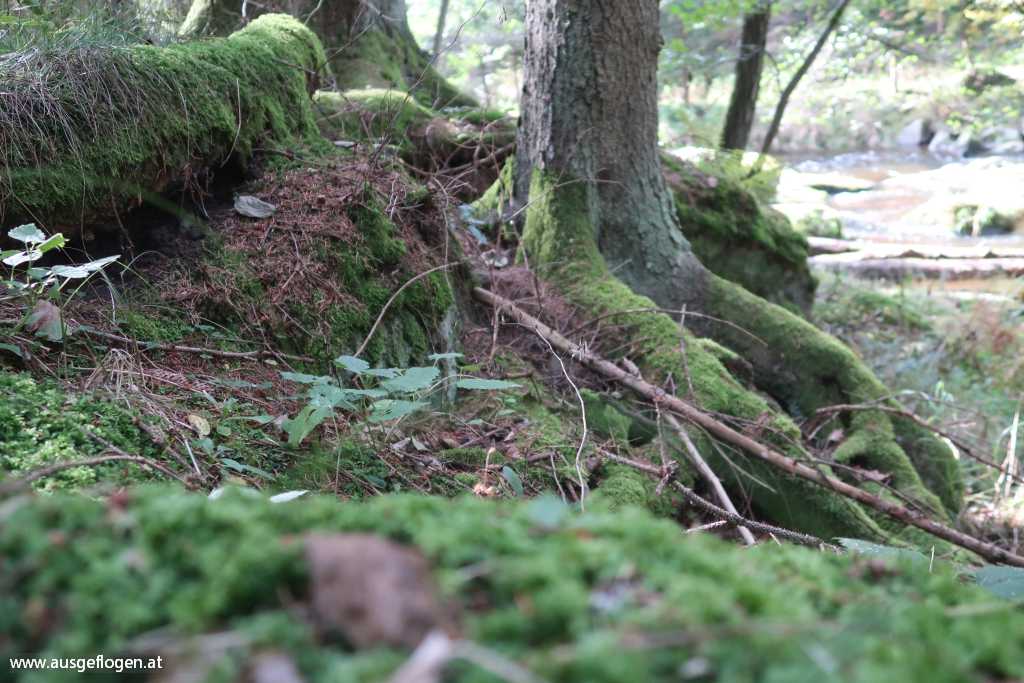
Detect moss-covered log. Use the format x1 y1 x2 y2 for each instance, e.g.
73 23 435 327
0 14 326 236
180 0 474 108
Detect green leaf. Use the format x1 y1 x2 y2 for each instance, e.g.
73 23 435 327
49 265 91 279
0 343 23 358
307 384 359 410
3 249 40 267
36 233 66 254
334 355 370 374
79 255 119 271
364 367 400 378
220 458 272 479
280 371 329 384
284 404 333 447
838 538 927 563
501 466 524 497
8 224 45 244
456 378 521 390
382 366 440 393
972 566 1024 601
367 399 428 422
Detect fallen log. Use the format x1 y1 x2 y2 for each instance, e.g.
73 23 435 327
810 255 1024 280
807 237 1024 260
474 285 1024 567
0 14 325 237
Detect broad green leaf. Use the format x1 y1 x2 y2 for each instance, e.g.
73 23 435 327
8 224 45 244
280 371 329 384
334 355 370 374
3 249 40 266
36 233 66 253
0 343 23 358
80 255 119 271
501 466 524 497
382 366 440 393
973 566 1024 601
50 265 91 279
367 399 428 422
838 538 927 563
242 414 277 425
307 384 359 410
456 378 521 391
364 367 401 378
285 404 333 446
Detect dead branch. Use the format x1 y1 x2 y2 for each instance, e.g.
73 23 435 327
474 285 1024 567
77 327 313 363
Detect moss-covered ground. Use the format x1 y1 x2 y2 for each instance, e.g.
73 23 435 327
3 488 1023 683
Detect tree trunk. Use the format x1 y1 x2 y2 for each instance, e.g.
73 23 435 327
513 0 962 542
720 3 771 151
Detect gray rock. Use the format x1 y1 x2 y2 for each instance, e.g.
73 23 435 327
897 119 934 147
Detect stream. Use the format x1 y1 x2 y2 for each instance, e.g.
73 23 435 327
773 150 1024 248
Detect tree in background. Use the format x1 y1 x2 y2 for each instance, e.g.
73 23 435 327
720 1 772 150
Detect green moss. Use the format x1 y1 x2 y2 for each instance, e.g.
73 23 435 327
0 371 165 491
3 15 328 232
116 308 191 343
580 389 633 444
472 157 516 217
4 488 1023 682
664 153 816 315
314 89 438 150
817 288 930 331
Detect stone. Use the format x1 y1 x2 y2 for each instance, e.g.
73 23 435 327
305 533 454 649
897 119 934 148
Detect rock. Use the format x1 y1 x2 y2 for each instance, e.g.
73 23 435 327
305 533 454 649
928 127 986 158
897 119 934 148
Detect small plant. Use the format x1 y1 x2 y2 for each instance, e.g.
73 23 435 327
280 352 519 447
1 223 118 346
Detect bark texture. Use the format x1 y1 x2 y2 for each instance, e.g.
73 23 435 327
516 0 706 304
720 3 771 150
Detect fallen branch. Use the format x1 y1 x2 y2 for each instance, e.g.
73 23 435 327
78 327 313 363
474 285 1024 567
0 454 184 496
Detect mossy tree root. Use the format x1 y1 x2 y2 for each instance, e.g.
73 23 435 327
474 283 1024 567
518 169 966 548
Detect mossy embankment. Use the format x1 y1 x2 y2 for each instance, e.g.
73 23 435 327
3 488 1021 683
0 14 327 235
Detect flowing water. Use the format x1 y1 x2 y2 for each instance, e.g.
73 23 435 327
774 150 1024 247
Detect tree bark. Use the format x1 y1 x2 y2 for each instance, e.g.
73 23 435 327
759 0 851 155
720 3 771 150
516 0 706 302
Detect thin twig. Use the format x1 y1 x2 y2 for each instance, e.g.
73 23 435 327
77 327 312 363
